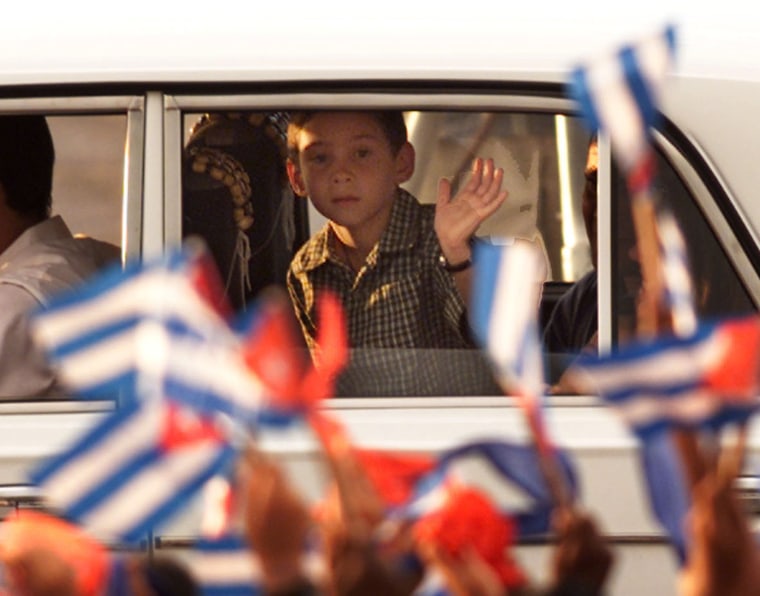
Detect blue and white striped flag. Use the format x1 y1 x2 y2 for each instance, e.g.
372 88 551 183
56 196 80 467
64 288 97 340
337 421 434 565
30 398 238 544
657 209 697 337
399 440 577 537
190 534 326 596
31 239 274 422
568 24 677 171
192 534 259 596
470 240 546 399
566 316 760 438
31 240 232 400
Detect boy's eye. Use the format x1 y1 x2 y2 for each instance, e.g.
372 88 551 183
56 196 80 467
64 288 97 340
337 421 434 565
308 153 328 165
356 147 371 158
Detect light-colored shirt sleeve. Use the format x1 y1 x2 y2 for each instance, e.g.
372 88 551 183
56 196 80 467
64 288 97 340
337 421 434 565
0 284 58 398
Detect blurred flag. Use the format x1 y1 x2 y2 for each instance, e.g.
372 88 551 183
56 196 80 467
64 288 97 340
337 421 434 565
191 535 259 596
568 24 676 172
639 433 691 565
568 24 684 337
657 209 697 336
31 240 233 400
567 315 760 438
190 534 325 596
30 399 237 544
241 289 347 428
32 239 280 422
413 569 449 596
242 290 310 412
354 449 436 508
470 240 545 399
398 440 577 537
469 239 556 465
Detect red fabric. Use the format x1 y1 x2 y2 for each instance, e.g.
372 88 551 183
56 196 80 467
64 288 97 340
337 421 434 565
242 292 308 406
299 291 349 405
703 315 760 401
413 486 527 589
243 289 347 411
160 402 224 451
0 510 110 596
355 449 435 507
189 247 234 320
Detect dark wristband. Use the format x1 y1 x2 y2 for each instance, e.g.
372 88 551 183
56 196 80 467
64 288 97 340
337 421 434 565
438 253 472 272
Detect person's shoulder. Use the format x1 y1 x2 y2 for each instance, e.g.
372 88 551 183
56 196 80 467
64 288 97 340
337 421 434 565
73 236 120 269
0 281 41 311
562 269 597 303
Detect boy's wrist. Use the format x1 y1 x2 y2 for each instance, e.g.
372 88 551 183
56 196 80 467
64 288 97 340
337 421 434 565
438 252 472 273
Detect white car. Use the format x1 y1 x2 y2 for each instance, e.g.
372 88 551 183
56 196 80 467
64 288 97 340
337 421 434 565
1 4 759 594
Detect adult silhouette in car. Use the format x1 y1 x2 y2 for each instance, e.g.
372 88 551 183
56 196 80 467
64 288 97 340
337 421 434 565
0 115 118 398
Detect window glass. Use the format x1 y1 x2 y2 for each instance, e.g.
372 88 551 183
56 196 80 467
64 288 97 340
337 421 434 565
405 111 592 284
611 149 756 346
47 115 126 248
180 109 593 397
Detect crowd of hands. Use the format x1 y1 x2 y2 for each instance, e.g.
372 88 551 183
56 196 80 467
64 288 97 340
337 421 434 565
2 423 760 596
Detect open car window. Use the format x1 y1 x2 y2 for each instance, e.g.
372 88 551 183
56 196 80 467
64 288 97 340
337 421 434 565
47 114 127 249
173 103 758 398
0 98 143 402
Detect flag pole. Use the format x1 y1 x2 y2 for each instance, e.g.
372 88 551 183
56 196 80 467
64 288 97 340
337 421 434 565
511 389 573 514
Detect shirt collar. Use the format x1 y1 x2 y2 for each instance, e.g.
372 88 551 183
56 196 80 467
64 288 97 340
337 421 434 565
295 189 421 273
0 216 70 267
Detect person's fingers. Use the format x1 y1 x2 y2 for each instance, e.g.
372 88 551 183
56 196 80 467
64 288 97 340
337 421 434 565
436 176 452 209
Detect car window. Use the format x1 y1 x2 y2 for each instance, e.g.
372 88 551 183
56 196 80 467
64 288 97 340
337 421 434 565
0 99 142 402
47 114 127 249
173 104 758 398
178 108 591 396
610 147 756 346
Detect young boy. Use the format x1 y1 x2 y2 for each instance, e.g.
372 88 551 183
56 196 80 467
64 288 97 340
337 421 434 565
285 110 507 355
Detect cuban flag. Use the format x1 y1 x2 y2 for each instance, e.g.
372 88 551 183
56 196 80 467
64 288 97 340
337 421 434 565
191 534 259 596
657 209 697 337
398 440 577 537
639 432 691 565
29 399 238 544
568 24 677 172
31 239 233 400
190 534 326 596
567 315 760 438
470 240 553 459
470 240 546 401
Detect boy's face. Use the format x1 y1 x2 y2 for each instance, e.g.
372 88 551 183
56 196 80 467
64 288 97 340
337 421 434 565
286 112 414 234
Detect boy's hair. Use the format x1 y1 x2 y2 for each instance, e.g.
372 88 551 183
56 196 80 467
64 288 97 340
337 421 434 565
287 110 408 160
0 115 54 222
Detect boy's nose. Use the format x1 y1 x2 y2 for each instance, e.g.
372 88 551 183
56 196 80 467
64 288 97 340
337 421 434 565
332 168 352 184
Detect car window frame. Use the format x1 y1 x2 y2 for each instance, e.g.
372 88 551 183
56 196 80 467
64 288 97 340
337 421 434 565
158 85 760 405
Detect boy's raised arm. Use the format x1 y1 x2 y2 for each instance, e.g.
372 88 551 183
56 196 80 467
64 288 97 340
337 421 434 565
434 157 508 305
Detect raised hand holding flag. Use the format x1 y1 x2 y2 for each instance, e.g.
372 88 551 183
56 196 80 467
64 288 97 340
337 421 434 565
569 24 676 173
469 239 574 509
569 24 680 337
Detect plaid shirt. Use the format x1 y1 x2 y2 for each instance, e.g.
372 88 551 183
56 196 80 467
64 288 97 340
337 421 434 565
287 189 473 353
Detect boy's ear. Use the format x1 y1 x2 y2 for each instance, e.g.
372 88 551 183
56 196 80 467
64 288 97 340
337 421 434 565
394 142 415 184
286 158 308 197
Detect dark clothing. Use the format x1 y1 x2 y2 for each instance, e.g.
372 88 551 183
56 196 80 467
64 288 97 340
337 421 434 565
542 270 598 382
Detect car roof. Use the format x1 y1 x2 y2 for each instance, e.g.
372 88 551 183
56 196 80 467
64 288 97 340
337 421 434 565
3 1 760 238
1 1 758 85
